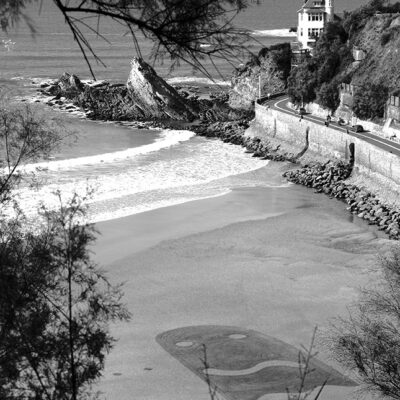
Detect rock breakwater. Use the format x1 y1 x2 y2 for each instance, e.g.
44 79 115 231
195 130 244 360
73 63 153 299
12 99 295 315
192 121 300 162
284 162 400 240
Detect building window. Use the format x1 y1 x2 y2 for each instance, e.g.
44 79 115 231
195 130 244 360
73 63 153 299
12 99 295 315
308 28 321 38
308 13 324 21
301 28 303 36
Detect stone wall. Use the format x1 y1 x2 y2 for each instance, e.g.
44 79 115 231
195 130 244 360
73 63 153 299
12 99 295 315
247 103 400 187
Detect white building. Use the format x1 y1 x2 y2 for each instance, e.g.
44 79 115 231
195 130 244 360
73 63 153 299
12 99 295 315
297 0 334 50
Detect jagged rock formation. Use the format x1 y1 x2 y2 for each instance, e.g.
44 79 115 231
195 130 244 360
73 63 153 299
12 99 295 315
40 61 254 123
42 58 198 121
125 58 197 120
228 43 291 110
47 72 84 98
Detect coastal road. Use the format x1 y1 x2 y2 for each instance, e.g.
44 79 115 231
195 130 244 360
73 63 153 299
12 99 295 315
263 96 400 157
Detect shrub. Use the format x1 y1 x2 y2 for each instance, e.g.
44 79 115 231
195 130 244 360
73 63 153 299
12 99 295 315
316 81 340 112
352 82 389 120
329 245 400 399
287 61 318 106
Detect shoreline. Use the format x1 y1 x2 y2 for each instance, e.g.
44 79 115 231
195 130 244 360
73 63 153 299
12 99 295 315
27 74 400 243
93 173 290 264
94 180 388 400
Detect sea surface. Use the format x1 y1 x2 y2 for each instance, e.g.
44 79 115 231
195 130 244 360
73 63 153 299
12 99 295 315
0 0 366 222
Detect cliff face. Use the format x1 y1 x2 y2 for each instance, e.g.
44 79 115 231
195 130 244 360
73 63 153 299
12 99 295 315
349 14 400 89
228 43 291 110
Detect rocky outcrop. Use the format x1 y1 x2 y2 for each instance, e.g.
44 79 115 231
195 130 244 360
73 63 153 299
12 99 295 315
41 58 198 121
349 14 400 89
229 43 291 110
125 58 197 120
46 72 85 99
39 59 256 123
284 162 400 240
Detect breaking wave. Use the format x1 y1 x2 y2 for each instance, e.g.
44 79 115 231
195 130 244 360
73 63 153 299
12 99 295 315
251 29 296 37
13 133 273 222
167 76 230 86
19 130 195 172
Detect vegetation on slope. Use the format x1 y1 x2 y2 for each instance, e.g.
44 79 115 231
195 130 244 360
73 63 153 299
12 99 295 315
288 21 351 109
229 43 292 109
288 0 400 119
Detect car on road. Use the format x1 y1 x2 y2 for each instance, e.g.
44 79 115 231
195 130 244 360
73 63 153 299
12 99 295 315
351 124 364 133
298 107 307 115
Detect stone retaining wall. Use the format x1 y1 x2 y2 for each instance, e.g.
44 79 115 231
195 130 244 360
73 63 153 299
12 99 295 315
191 107 400 241
248 103 400 188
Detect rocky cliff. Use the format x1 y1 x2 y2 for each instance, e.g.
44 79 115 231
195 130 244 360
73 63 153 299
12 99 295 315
44 58 197 121
125 58 197 120
228 43 291 110
349 13 400 89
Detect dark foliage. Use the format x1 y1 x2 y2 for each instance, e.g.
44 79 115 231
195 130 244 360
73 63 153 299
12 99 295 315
287 21 350 110
287 61 318 106
269 43 292 84
352 82 389 120
316 80 340 112
0 103 66 205
329 245 400 399
0 194 130 400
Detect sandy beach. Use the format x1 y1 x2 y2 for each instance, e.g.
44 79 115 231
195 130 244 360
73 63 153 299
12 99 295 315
94 164 390 400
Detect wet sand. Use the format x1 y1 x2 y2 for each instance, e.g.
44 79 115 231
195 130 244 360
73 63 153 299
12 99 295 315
94 181 390 400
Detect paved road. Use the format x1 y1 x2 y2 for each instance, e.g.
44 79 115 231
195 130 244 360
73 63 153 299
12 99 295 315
263 96 400 157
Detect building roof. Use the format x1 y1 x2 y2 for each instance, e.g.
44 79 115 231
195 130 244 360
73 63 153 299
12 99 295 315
299 0 325 10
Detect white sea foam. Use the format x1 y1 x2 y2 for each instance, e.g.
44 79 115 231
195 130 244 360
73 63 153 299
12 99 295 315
91 189 232 223
251 29 296 37
18 130 195 172
167 77 230 86
30 77 57 86
13 136 274 222
81 79 108 87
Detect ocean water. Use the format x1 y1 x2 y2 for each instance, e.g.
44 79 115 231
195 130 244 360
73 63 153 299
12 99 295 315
0 0 366 82
12 117 282 222
0 0 366 222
